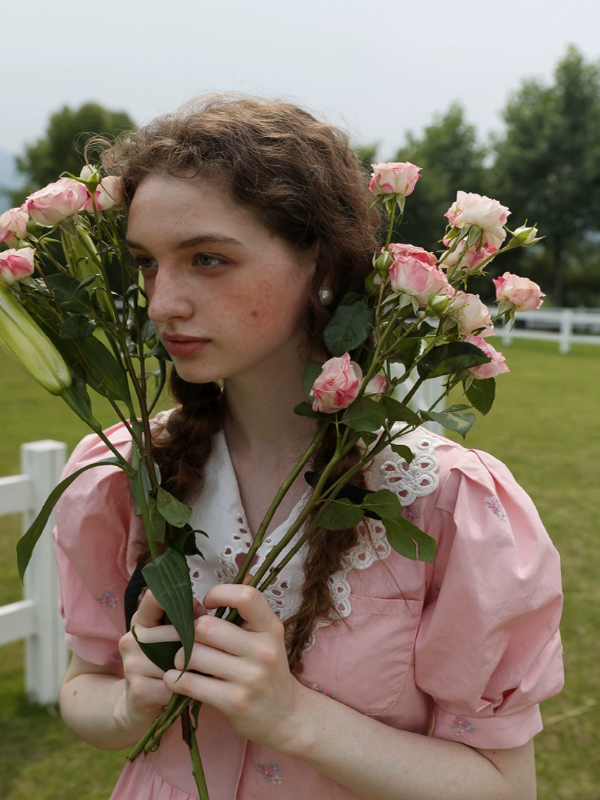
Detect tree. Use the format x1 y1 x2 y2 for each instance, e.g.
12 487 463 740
8 102 135 206
492 46 600 305
393 104 489 253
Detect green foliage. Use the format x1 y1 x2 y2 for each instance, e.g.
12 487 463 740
131 629 181 674
490 46 600 305
7 102 135 206
323 300 374 357
341 396 388 431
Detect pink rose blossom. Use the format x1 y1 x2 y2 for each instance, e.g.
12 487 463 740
450 291 494 337
441 240 498 271
0 247 36 285
26 178 90 226
493 272 545 312
369 162 421 197
310 353 362 413
465 335 510 379
444 191 510 249
365 374 387 398
83 176 125 213
388 243 449 307
0 206 30 248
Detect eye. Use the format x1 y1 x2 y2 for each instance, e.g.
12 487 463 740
194 253 225 268
135 256 158 272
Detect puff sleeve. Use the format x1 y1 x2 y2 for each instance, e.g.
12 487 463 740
52 422 145 665
414 447 564 749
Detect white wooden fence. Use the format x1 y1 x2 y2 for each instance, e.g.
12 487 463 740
495 307 600 354
0 441 68 704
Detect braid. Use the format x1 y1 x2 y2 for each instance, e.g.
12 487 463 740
152 371 225 501
285 428 367 673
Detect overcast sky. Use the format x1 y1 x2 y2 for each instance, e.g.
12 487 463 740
1 0 598 159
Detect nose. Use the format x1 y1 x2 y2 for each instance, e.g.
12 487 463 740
146 265 193 324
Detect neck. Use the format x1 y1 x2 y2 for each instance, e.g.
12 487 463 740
222 346 316 463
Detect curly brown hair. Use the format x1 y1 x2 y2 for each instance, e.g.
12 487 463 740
103 93 382 670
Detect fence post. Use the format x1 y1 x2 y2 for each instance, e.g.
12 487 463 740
559 309 573 354
21 440 68 705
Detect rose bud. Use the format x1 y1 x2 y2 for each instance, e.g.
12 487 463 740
445 191 510 249
369 162 422 197
310 353 362 413
0 282 72 395
465 335 510 379
441 240 498 272
388 244 449 307
450 291 494 337
0 206 31 248
83 176 124 213
0 248 36 286
508 225 541 248
26 178 90 226
493 272 545 312
427 292 455 316
365 374 388 398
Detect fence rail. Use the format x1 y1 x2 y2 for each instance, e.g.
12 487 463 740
495 308 600 354
0 441 68 704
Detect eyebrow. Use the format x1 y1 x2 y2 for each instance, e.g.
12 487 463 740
125 233 245 251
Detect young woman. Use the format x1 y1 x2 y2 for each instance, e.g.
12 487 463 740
54 95 563 800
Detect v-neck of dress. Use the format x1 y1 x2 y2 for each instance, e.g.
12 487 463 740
185 431 312 618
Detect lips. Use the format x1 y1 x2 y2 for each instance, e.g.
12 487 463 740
161 333 210 358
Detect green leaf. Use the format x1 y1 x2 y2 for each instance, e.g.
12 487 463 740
302 359 324 402
60 314 96 340
61 374 102 433
146 339 172 362
342 396 388 432
425 409 476 438
131 628 181 672
384 517 437 563
417 342 490 380
318 498 365 530
142 547 195 671
390 444 414 464
323 300 374 357
156 487 192 527
360 430 378 448
381 396 420 426
383 518 417 560
465 378 496 415
361 489 404 522
17 457 125 581
76 336 132 404
47 273 92 313
141 317 156 342
294 400 331 420
148 495 167 544
339 291 363 306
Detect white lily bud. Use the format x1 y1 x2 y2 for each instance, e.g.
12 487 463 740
0 283 72 395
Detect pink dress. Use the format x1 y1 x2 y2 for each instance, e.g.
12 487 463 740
53 422 564 800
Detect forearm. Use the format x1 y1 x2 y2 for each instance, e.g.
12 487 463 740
59 672 155 751
279 685 535 800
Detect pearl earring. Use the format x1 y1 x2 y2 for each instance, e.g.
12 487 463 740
318 286 334 306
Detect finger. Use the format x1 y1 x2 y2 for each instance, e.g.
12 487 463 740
163 668 240 715
174 640 241 681
131 589 167 628
202 585 282 634
192 613 251 657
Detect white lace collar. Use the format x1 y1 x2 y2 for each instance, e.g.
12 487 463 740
186 428 442 649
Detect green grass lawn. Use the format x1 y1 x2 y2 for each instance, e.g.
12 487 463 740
0 338 598 799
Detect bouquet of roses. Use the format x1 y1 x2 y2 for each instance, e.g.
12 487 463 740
2 160 544 799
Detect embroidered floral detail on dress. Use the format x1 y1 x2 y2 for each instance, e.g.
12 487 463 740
402 505 421 522
486 496 506 519
451 715 475 734
96 591 119 608
257 762 282 784
308 683 336 699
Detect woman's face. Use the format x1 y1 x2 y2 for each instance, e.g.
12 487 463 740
126 173 317 385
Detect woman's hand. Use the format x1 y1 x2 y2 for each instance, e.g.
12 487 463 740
114 589 179 731
163 584 307 749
